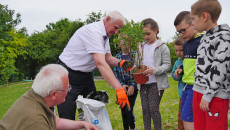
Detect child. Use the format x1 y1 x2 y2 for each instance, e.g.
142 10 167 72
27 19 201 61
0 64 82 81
174 11 204 130
171 37 185 130
191 0 230 129
113 33 138 130
140 18 171 130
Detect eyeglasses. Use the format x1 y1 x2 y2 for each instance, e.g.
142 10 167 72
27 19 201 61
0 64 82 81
56 85 72 92
176 25 191 35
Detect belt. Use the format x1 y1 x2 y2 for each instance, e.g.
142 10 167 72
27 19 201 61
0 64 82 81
56 59 92 74
56 59 69 69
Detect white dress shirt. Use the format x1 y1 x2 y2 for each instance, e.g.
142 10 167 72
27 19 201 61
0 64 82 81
59 21 111 72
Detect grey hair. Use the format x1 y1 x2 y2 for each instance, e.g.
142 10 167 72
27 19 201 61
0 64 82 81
32 64 68 98
106 10 126 25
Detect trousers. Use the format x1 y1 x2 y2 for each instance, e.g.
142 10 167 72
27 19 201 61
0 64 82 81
57 59 96 120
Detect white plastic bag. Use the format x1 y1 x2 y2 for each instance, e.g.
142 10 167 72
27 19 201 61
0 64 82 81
76 95 112 130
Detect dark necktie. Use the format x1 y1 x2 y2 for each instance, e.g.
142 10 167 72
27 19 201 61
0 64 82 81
103 36 108 47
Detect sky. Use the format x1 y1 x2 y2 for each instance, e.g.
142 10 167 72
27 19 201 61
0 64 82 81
1 0 230 42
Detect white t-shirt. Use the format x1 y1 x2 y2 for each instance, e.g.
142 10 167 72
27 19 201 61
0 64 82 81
143 40 158 84
59 21 111 72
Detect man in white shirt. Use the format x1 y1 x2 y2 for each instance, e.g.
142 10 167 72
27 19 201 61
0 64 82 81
57 10 131 120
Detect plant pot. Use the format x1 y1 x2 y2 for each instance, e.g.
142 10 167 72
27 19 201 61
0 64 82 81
131 65 149 84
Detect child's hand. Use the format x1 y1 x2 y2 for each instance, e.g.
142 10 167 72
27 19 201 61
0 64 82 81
177 69 183 74
127 85 134 96
174 67 183 78
200 99 209 111
122 85 129 92
143 67 154 76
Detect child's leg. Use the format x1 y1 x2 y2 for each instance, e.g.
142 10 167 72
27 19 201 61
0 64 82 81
193 91 205 130
148 83 163 130
205 97 229 130
183 121 194 130
140 84 151 130
181 85 194 130
121 106 129 130
178 98 185 130
127 90 138 129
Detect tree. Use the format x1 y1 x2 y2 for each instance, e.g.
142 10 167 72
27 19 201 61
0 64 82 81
112 20 147 84
166 41 177 72
0 30 27 84
0 4 21 41
0 4 27 84
166 34 180 72
113 20 145 68
85 11 105 24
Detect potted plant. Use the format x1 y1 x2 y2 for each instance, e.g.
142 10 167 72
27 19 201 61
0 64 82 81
113 20 148 84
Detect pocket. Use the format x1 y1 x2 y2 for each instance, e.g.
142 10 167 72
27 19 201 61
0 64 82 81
209 97 224 108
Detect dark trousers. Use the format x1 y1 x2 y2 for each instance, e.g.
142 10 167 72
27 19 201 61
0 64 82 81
121 90 138 130
57 60 96 120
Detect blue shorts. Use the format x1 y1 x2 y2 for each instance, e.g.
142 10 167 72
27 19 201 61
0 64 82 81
181 84 194 122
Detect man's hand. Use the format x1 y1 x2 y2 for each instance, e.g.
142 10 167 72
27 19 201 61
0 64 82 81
118 60 134 72
200 99 209 111
115 88 130 109
82 121 99 130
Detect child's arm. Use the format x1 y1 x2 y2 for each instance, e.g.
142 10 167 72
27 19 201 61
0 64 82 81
202 33 230 103
113 66 125 86
174 68 183 78
200 99 210 111
128 51 138 91
128 75 137 90
127 85 134 96
153 45 171 75
171 61 183 81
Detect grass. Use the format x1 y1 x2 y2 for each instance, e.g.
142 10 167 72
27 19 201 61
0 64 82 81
0 78 229 130
95 78 179 130
0 82 33 118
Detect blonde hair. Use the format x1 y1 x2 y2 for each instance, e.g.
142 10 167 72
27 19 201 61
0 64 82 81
174 37 184 46
118 32 131 47
191 0 222 22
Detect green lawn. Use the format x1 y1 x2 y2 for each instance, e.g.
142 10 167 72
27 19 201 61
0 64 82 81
0 78 229 130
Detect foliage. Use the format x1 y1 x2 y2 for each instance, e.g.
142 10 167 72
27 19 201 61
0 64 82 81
0 29 27 84
166 34 180 72
85 10 105 24
0 4 21 41
113 20 145 68
0 4 26 84
166 41 178 72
